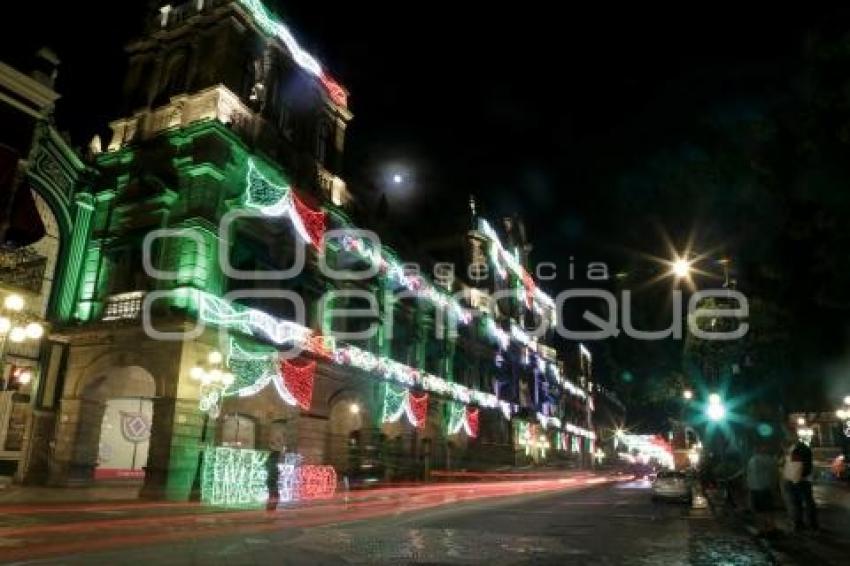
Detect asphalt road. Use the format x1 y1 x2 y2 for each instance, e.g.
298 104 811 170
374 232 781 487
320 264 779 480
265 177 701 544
2 477 773 565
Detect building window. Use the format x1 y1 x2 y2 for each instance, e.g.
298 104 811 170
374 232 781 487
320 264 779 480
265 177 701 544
315 120 331 165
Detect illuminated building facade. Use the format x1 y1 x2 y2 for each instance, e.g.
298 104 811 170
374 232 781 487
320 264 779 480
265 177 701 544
22 0 598 497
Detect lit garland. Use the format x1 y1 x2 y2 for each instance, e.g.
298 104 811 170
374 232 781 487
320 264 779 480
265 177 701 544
334 343 513 418
199 292 313 348
517 422 549 458
198 291 514 428
224 338 316 410
549 362 587 400
337 234 471 325
238 0 347 107
202 447 269 507
381 383 428 428
565 422 595 440
447 402 479 438
244 160 326 247
478 219 556 323
536 412 562 431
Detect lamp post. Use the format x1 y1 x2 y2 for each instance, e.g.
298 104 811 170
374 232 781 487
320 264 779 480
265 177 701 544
0 292 44 391
836 396 850 441
706 393 726 422
188 350 234 501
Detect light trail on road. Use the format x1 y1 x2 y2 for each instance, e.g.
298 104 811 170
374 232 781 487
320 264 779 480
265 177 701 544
0 474 624 562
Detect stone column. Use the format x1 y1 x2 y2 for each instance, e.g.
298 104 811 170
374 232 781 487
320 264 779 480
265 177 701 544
20 409 56 485
140 397 204 501
48 398 106 486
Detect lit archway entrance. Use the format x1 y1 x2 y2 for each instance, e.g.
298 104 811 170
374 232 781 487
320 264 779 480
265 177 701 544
327 393 364 477
79 366 156 482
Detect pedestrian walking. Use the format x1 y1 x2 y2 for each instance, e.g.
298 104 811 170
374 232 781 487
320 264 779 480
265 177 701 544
783 439 818 531
747 443 778 536
266 449 281 512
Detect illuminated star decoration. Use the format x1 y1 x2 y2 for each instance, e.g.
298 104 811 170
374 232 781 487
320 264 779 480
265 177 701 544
244 159 326 247
381 383 428 428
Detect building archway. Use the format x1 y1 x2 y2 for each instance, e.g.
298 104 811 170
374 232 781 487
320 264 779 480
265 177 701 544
59 364 157 484
326 391 366 477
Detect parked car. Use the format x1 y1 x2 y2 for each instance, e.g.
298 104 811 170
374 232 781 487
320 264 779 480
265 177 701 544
651 470 692 502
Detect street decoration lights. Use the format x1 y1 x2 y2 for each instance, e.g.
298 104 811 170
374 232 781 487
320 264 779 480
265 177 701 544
0 293 45 390
672 257 692 279
189 349 234 501
190 350 234 419
836 396 850 438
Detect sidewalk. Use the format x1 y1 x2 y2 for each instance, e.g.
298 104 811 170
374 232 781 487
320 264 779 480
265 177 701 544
707 481 850 565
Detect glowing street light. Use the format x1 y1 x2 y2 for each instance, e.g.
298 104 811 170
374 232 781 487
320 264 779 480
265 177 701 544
0 293 45 391
3 294 24 312
672 257 692 278
392 173 403 184
706 393 725 422
683 389 693 400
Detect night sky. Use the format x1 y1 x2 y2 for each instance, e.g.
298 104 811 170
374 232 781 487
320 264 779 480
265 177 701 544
5 2 850 413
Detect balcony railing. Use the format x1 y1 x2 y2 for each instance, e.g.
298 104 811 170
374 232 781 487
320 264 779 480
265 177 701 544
102 291 145 321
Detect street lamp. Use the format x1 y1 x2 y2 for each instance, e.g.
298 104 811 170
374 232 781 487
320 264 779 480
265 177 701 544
706 393 725 422
0 293 45 390
672 257 692 279
189 349 234 501
190 351 234 419
683 389 693 400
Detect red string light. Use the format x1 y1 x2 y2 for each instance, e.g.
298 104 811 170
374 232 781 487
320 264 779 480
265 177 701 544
320 73 348 107
305 335 332 359
408 391 429 429
296 465 337 500
280 357 317 410
466 407 480 438
292 192 326 247
521 271 536 309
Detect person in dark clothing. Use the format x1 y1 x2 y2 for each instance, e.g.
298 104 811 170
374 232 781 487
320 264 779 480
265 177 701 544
788 441 818 531
266 450 281 512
